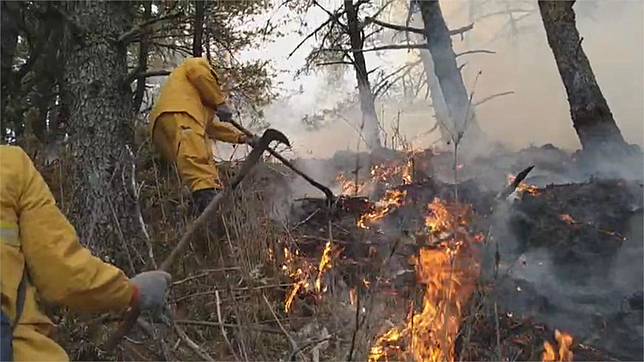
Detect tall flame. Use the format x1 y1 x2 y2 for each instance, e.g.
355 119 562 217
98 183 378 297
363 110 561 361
315 241 334 293
369 199 481 362
282 241 340 313
542 330 574 362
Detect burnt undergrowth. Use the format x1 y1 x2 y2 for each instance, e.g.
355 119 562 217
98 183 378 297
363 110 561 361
34 141 643 361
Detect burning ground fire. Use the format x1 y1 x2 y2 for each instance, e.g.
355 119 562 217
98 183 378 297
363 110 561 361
542 329 574 362
357 190 407 229
336 173 367 196
371 159 414 186
282 241 341 313
336 157 414 196
508 174 541 196
369 198 483 362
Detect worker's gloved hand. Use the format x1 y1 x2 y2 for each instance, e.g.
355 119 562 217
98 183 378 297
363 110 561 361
243 134 260 147
215 103 234 122
130 271 172 312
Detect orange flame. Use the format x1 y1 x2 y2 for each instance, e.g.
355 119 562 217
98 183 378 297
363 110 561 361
402 158 414 185
282 241 340 313
336 173 367 196
282 247 312 313
358 190 407 229
508 175 541 196
315 241 334 293
542 330 574 362
369 328 404 362
369 199 481 362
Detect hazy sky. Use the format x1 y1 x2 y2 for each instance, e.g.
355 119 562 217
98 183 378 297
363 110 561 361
239 0 643 158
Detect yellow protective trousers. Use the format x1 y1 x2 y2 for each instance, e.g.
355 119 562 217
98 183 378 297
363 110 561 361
152 112 222 191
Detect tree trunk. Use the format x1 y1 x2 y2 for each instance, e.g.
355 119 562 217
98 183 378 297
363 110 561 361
418 0 483 145
61 1 137 261
345 0 382 150
192 0 206 57
538 1 627 152
133 1 152 113
1 1 20 137
407 7 451 142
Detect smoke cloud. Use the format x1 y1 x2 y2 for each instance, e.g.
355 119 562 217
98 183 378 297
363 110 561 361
257 0 643 158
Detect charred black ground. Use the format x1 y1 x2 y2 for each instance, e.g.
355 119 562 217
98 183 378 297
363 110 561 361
40 143 642 361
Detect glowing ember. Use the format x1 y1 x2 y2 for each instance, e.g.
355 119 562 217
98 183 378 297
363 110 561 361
402 159 414 185
559 214 576 225
371 164 402 184
282 242 341 313
508 174 541 196
369 199 482 362
542 329 574 362
357 190 407 229
349 288 357 306
336 173 366 196
336 154 417 196
368 328 404 362
282 247 312 313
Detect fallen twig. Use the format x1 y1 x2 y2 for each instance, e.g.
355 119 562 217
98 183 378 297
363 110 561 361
175 319 283 334
215 290 240 361
262 293 301 358
289 335 335 362
347 288 361 361
174 324 215 362
172 267 242 286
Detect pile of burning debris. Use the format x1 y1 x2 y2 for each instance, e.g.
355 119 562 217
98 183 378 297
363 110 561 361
270 145 642 361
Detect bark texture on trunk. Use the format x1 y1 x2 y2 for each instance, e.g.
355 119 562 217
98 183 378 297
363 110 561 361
345 0 382 150
418 0 482 144
192 0 205 57
62 1 136 258
408 8 451 142
538 1 627 151
133 1 152 113
1 1 20 134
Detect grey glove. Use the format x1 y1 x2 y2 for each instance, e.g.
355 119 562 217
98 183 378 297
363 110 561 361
215 103 234 122
130 271 172 312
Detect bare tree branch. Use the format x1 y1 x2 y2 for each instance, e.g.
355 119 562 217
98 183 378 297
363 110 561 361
315 61 354 66
474 91 515 106
127 67 172 84
476 8 535 21
313 0 348 30
319 43 427 53
119 12 183 43
364 0 395 24
373 59 422 97
365 16 474 37
288 9 347 58
365 16 424 34
455 49 496 57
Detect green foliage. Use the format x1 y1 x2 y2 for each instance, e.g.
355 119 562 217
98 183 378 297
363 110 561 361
2 0 279 144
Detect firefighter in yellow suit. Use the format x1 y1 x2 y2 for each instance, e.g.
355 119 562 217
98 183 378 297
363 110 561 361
150 57 254 213
0 145 172 361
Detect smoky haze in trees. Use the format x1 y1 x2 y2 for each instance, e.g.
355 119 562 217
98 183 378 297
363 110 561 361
261 0 643 157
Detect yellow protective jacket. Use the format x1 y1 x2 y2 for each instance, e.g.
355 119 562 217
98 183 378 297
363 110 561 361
0 146 135 361
150 57 246 144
